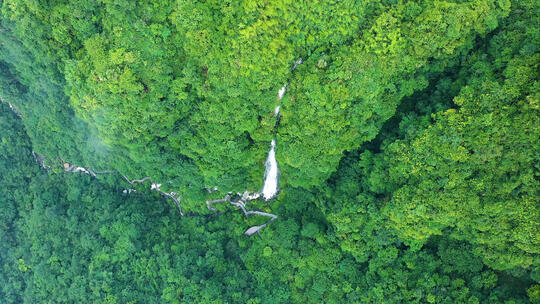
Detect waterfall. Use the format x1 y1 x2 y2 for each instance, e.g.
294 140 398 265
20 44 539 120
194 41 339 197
260 58 302 201
278 84 287 100
262 139 279 200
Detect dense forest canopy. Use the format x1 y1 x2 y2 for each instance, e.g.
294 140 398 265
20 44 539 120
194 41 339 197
0 0 538 303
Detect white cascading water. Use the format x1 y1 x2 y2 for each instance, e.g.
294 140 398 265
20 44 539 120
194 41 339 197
261 82 288 200
3 59 304 208
277 84 287 100
262 139 279 200
260 58 303 201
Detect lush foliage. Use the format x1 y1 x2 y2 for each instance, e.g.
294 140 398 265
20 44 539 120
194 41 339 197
0 0 538 303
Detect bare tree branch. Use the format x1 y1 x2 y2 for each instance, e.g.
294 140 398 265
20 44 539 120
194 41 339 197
32 151 51 170
205 186 218 193
50 160 184 216
206 194 231 211
121 176 151 185
93 170 117 174
158 191 184 216
206 191 277 236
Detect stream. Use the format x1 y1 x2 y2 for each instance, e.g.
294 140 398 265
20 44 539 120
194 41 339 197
2 58 303 233
261 58 302 201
